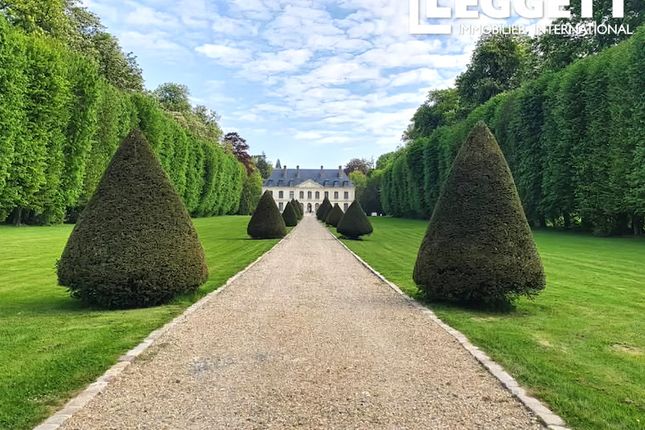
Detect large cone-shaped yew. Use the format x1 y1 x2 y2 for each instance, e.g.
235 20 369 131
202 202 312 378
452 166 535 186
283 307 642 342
413 122 545 306
247 190 287 239
57 130 208 309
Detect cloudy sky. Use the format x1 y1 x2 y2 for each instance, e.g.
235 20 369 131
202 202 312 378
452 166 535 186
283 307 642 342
83 0 528 168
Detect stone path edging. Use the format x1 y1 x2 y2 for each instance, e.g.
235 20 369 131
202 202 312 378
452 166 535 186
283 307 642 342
327 227 570 430
33 232 292 430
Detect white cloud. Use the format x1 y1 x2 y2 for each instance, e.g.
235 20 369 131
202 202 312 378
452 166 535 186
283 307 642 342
389 69 442 87
195 44 253 65
124 5 178 27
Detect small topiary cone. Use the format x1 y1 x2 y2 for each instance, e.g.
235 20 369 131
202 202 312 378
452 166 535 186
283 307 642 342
325 203 344 227
337 200 372 239
282 200 298 227
413 121 545 307
316 196 333 221
57 129 208 309
247 190 287 239
292 199 303 220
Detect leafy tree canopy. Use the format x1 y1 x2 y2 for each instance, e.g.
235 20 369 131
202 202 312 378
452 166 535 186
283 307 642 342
344 158 373 175
224 132 254 174
456 33 536 112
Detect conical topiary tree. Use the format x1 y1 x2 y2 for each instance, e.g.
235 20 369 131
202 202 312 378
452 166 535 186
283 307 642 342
247 190 287 239
325 203 344 227
316 196 332 221
337 200 373 239
282 200 298 227
57 129 208 309
292 199 303 220
297 200 303 219
413 122 545 307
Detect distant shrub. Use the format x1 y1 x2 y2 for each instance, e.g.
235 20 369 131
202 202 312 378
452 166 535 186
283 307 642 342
57 130 208 309
337 200 373 239
292 199 303 220
316 197 332 221
247 190 286 239
325 203 343 227
282 200 298 227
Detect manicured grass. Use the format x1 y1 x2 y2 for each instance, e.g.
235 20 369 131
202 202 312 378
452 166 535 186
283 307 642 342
335 217 644 430
0 216 279 430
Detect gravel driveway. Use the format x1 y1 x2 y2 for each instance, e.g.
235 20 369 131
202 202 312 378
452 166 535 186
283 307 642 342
61 216 544 429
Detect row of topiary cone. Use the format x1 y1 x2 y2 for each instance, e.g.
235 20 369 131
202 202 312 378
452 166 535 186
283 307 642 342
316 197 373 240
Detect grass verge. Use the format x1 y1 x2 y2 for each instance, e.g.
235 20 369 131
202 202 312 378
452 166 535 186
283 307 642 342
334 217 644 430
0 216 279 430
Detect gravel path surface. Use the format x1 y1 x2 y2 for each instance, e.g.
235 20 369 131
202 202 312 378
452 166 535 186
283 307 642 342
62 216 544 430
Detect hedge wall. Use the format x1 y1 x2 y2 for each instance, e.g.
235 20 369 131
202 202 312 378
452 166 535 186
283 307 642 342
381 27 645 235
0 17 244 225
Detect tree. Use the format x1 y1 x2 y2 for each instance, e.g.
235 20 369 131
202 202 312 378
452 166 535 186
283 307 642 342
344 158 373 176
316 196 332 221
361 170 384 216
413 122 545 307
57 130 209 308
535 0 644 71
237 170 262 215
282 200 298 227
325 203 343 227
224 132 253 174
349 171 367 201
190 105 222 141
153 82 191 113
247 190 286 239
0 0 71 38
336 200 373 239
252 153 273 179
456 32 536 112
404 88 459 141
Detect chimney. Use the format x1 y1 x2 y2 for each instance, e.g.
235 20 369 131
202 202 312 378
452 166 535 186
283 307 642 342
338 165 342 178
282 165 287 177
320 165 324 177
296 165 300 178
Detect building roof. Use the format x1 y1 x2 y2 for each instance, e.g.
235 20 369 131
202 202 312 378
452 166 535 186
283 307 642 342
264 166 353 188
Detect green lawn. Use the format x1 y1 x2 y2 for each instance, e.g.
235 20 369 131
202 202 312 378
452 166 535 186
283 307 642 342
0 216 279 430
335 217 644 430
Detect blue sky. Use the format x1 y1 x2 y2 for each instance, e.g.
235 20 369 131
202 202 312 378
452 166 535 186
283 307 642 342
82 0 537 168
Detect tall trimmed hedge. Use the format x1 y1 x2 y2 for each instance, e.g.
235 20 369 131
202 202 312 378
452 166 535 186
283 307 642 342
0 16 245 225
381 27 645 235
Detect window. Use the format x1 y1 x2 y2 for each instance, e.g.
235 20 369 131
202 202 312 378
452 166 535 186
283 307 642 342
279 202 284 211
315 191 320 199
289 191 294 199
344 203 349 211
307 191 312 199
334 191 339 199
344 191 349 199
278 191 284 198
268 190 273 196
315 203 320 211
299 191 304 198
324 191 329 198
